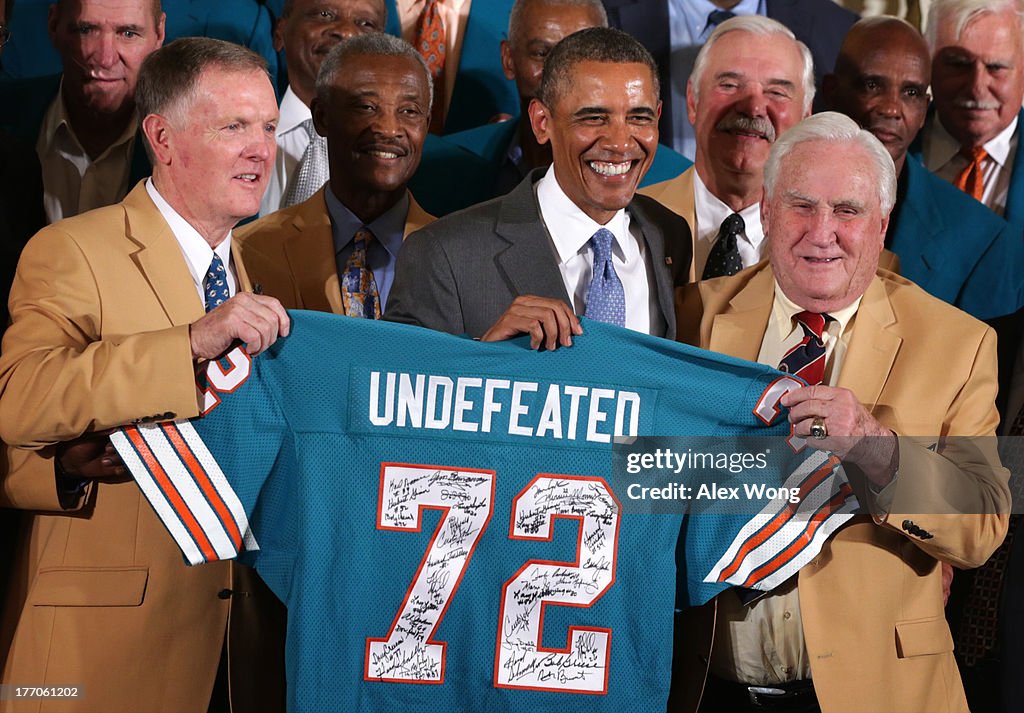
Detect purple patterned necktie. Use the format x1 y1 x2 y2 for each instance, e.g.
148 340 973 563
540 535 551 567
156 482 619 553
584 228 626 327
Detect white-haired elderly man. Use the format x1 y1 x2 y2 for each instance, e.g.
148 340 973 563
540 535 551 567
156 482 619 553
676 111 1009 713
915 0 1024 232
640 15 813 282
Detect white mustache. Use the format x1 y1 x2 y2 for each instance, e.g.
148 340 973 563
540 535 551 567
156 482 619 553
954 98 1000 110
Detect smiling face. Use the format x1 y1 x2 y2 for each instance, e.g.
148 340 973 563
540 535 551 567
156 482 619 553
313 53 429 215
501 1 607 102
49 0 165 116
274 0 386 106
689 30 806 190
765 139 888 313
826 23 930 173
528 60 659 224
931 7 1024 148
158 66 279 241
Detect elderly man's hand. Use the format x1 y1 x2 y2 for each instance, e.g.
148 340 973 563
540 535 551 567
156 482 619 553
782 385 898 488
189 292 291 360
481 296 582 350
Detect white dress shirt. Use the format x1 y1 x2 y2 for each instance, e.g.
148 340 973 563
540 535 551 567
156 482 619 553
260 85 313 217
693 171 765 277
146 178 237 306
923 114 1018 217
535 166 664 336
37 84 137 224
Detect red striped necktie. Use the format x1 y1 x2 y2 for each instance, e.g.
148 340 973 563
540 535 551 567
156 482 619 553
778 311 831 386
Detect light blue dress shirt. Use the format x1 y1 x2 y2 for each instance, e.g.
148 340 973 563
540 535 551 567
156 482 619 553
668 0 766 159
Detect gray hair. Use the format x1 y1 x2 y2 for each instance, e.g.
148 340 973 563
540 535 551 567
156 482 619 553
764 112 896 214
507 0 608 46
690 15 815 113
315 33 432 109
537 26 659 107
137 37 268 155
925 0 1024 51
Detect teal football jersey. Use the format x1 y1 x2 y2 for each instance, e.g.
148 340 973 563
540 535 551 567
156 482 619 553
113 313 853 712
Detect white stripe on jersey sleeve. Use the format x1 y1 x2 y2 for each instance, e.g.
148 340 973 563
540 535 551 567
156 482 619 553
176 421 259 553
136 424 241 561
111 429 207 566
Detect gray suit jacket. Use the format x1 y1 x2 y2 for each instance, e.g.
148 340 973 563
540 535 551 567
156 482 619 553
384 170 692 339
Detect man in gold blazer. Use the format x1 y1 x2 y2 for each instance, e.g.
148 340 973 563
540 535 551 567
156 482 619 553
640 16 812 281
238 34 434 314
0 40 290 712
675 113 1008 713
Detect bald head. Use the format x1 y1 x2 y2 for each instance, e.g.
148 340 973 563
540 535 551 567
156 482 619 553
824 16 930 173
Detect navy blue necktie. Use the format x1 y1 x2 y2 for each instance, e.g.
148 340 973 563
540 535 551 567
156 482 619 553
204 254 230 313
706 8 735 31
584 228 626 327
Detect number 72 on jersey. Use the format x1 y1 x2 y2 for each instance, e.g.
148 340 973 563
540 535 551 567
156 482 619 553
364 464 620 695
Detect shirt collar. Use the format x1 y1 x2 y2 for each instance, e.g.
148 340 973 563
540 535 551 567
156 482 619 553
145 178 232 281
769 278 862 343
278 85 313 136
42 77 138 157
324 184 409 259
931 112 1019 168
535 164 632 265
693 169 764 244
677 0 764 38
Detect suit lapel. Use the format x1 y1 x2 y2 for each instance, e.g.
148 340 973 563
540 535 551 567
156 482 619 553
282 190 343 314
122 183 205 325
836 277 901 412
628 198 675 338
404 194 434 238
494 173 572 303
887 158 947 285
709 266 774 362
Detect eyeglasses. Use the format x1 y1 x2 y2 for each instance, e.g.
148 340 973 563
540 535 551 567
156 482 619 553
0 25 10 48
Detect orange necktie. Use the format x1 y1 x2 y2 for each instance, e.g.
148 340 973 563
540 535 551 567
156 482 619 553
414 0 446 134
953 146 988 202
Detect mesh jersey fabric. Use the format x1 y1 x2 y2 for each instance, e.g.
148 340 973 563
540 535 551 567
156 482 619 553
112 312 852 712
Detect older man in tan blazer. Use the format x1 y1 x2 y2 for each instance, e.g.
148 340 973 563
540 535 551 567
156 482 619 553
675 113 1008 713
640 15 812 282
239 34 434 313
0 39 290 713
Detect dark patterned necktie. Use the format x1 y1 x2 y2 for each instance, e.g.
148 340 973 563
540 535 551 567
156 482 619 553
204 254 230 313
341 228 381 319
956 402 1024 665
778 311 830 386
702 213 744 279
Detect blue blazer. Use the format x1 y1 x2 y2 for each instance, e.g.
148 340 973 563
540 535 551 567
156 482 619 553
421 118 693 215
888 156 1022 320
1 0 277 81
602 0 858 143
0 74 151 190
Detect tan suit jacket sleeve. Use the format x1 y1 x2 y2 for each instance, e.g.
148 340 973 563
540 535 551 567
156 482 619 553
0 201 201 448
884 324 1009 568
